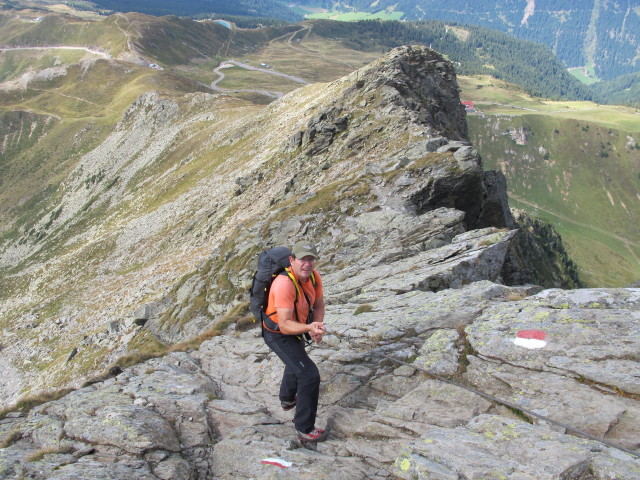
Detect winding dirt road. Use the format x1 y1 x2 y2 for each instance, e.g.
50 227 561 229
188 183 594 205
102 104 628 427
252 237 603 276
211 60 309 98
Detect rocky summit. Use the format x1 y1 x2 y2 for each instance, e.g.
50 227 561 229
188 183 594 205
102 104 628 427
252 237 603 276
0 46 638 479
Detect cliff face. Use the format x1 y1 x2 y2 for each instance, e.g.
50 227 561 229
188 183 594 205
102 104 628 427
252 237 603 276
1 46 635 479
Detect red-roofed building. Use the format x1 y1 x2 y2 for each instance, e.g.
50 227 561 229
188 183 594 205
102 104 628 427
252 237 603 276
461 101 476 112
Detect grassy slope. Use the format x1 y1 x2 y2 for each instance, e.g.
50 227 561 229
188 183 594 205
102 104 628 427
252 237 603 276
0 12 217 256
3 12 639 291
0 13 128 53
227 24 381 84
460 77 640 286
0 11 273 393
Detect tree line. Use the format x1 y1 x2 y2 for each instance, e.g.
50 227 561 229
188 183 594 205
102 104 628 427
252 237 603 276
311 19 593 101
315 0 640 82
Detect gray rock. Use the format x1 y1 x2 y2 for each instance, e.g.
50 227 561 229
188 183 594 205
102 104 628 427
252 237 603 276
392 414 637 480
47 460 158 480
375 380 492 429
64 404 180 454
150 453 194 480
415 329 461 375
465 289 640 394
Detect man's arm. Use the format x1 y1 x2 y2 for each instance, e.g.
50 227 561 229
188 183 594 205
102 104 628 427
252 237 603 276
312 296 325 323
309 296 325 343
277 306 325 336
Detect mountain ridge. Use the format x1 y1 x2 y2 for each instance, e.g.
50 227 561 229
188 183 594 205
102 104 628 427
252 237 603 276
0 42 578 405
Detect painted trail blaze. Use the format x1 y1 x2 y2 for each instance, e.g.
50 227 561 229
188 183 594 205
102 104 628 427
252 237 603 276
513 329 547 349
261 458 292 468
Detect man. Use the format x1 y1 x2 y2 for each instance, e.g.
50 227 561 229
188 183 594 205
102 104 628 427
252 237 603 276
261 241 327 442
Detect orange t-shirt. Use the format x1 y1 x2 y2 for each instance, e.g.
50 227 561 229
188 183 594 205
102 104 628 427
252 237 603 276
266 269 323 327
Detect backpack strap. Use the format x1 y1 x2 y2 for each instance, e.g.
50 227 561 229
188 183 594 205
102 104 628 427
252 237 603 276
284 268 302 303
262 268 317 334
285 267 317 310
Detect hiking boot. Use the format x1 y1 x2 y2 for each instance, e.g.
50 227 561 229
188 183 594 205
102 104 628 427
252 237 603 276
281 397 296 411
296 427 328 442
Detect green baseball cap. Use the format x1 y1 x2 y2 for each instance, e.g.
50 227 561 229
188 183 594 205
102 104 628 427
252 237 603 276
292 241 319 259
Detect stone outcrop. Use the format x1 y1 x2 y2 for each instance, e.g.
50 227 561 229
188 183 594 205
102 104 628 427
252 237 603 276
2 283 639 479
0 45 633 479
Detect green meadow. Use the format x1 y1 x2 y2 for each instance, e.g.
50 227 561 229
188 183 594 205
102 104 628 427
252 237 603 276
568 65 600 85
461 76 640 286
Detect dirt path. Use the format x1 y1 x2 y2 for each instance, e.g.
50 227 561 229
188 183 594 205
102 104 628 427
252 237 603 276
31 87 104 107
211 60 309 98
114 14 133 54
470 101 601 115
269 24 357 70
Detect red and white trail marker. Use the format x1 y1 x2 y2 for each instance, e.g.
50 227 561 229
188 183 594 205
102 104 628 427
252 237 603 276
513 329 547 349
261 458 293 468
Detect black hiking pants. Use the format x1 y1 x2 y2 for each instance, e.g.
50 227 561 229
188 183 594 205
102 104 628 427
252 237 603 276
263 330 320 434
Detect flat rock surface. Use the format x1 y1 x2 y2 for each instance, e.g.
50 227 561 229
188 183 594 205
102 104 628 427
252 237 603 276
2 286 640 479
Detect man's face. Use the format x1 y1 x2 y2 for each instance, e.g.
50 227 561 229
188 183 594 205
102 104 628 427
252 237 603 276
290 255 316 281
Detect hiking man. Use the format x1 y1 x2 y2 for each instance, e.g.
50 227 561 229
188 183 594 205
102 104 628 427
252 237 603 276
261 241 327 442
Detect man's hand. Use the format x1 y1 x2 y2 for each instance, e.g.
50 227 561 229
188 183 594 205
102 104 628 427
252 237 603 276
308 322 325 343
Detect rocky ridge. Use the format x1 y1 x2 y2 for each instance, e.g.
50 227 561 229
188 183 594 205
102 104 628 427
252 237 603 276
1 45 635 478
1 283 638 479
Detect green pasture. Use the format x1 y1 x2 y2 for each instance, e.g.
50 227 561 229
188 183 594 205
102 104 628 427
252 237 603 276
459 75 640 132
0 49 90 82
239 33 380 84
0 15 127 57
510 198 640 287
568 65 600 85
215 65 307 94
468 107 640 287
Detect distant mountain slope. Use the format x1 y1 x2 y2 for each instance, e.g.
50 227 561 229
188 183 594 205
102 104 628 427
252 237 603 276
317 0 640 81
119 13 301 66
0 9 635 287
307 19 592 101
461 87 640 286
592 70 640 107
18 1 640 83
0 11 300 65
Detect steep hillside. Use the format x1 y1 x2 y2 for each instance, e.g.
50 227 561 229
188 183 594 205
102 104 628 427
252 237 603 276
300 19 593 101
0 29 578 402
0 10 630 408
592 70 640 107
302 0 640 81
91 0 303 21
460 77 640 287
122 14 301 67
